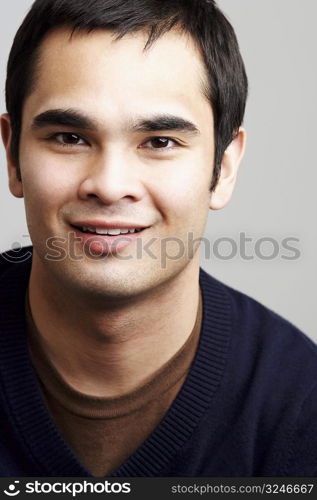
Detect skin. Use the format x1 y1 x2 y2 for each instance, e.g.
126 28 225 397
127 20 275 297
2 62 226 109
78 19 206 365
1 27 246 397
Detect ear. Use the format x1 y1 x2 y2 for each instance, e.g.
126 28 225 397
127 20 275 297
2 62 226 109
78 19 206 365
1 113 23 198
209 127 246 210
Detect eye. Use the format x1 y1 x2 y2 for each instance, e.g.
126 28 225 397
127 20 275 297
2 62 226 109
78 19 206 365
141 137 179 150
52 133 87 146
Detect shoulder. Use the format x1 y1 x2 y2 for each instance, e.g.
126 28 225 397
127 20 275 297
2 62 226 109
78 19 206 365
0 247 33 278
200 266 317 349
0 247 33 311
199 267 317 390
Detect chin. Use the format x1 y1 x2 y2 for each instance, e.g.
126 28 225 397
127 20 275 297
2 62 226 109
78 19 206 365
60 264 155 301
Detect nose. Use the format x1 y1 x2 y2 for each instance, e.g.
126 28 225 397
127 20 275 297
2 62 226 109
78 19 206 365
78 149 145 205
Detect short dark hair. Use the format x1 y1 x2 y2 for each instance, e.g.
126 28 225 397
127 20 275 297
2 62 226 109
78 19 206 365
5 0 248 190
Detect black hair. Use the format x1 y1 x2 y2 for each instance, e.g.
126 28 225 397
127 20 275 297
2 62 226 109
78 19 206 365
5 0 248 190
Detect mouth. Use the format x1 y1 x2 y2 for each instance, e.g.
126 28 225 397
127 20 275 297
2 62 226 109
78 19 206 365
69 222 150 255
71 224 146 236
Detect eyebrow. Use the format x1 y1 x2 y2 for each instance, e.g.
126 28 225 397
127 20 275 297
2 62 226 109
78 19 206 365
131 114 200 136
31 108 200 136
32 109 98 130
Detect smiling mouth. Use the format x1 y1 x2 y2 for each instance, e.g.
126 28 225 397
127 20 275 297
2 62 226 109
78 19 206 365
71 225 147 236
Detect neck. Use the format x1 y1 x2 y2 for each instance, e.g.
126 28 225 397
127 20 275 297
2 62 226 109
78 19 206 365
28 257 201 397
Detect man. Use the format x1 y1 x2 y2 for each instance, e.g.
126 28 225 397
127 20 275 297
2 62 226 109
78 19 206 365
0 0 316 478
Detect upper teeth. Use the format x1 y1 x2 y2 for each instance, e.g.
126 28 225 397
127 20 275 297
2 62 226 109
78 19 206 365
81 227 142 235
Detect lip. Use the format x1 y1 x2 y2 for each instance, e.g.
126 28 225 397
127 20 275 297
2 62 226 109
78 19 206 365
71 220 149 230
70 222 149 255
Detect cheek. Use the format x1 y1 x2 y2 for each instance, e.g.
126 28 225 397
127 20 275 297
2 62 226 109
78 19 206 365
149 155 212 221
20 151 77 214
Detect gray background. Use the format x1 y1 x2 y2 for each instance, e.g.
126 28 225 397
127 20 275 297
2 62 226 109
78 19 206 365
0 1 316 341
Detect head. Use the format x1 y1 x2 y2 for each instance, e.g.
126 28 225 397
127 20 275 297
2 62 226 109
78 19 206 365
1 0 247 301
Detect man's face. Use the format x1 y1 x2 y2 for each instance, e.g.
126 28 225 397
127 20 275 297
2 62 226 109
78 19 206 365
7 28 217 298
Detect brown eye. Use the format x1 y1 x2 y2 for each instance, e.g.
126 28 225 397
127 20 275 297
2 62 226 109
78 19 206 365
54 133 85 145
150 137 171 148
142 137 178 150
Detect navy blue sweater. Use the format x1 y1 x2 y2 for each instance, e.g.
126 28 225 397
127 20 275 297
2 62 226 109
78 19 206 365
1 247 317 477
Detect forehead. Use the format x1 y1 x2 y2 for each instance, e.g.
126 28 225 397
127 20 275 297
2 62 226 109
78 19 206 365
23 27 212 129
